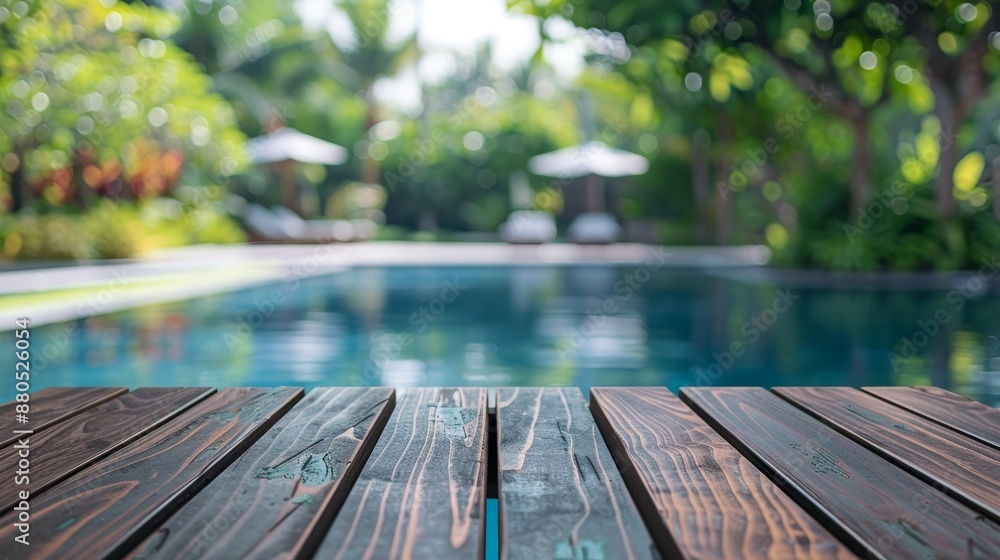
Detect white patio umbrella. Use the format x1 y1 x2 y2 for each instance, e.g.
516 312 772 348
527 140 649 178
246 127 349 166
246 127 348 216
528 140 648 214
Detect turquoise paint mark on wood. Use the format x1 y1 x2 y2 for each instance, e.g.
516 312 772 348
290 494 314 505
554 540 605 559
255 452 339 486
434 406 469 439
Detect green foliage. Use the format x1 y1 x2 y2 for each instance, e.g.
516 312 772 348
325 182 386 221
4 0 996 272
83 201 147 259
0 0 246 207
781 201 1000 272
528 0 1000 271
171 184 247 245
185 206 247 245
8 214 91 260
460 193 509 232
1 198 245 261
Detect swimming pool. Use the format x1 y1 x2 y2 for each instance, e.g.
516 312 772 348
5 265 999 405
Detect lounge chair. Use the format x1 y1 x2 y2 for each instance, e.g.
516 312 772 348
568 212 621 244
498 211 557 244
243 204 355 243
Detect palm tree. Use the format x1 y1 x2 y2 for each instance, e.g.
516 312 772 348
321 0 419 184
173 0 418 186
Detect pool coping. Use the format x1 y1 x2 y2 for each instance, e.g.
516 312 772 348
0 242 769 330
705 265 1000 292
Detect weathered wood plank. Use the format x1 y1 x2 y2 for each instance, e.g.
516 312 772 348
862 386 1000 450
0 387 302 559
497 387 656 560
681 387 1000 560
0 387 129 448
591 387 851 559
315 388 488 560
775 387 1000 523
0 387 213 512
127 387 394 560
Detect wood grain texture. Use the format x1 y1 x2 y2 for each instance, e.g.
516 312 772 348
862 386 1000 450
497 387 657 560
0 387 128 448
127 387 394 560
681 387 1000 560
315 388 488 560
590 387 851 560
0 387 303 560
775 387 1000 523
0 387 213 512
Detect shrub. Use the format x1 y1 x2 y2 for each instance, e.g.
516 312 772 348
12 214 92 260
2 196 247 261
83 201 148 259
183 206 247 244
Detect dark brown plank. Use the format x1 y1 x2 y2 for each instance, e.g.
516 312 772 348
0 387 213 512
498 387 656 560
314 388 488 560
681 387 1000 560
127 387 394 560
863 386 1000 450
0 387 302 559
775 387 1000 523
591 387 851 559
0 387 129 448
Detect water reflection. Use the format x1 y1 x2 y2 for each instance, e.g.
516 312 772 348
3 266 998 406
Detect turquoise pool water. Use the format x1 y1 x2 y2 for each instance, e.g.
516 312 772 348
4 265 999 405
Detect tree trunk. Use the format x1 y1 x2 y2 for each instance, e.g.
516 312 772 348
929 80 960 220
849 117 872 220
72 159 91 210
691 130 710 244
714 116 734 244
935 129 960 221
9 150 26 212
361 85 380 185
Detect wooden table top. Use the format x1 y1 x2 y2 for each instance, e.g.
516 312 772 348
0 385 997 559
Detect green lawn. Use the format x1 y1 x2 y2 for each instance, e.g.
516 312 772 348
0 265 280 313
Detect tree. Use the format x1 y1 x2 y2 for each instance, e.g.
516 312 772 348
158 0 418 212
0 0 246 212
319 0 418 185
529 0 903 218
884 0 997 221
512 0 1000 270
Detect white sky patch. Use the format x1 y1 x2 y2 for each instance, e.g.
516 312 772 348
296 0 334 32
373 66 423 116
419 0 502 50
324 8 359 52
543 15 577 41
491 12 541 72
419 51 458 85
295 0 583 113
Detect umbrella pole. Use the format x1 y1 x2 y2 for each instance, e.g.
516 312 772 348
585 174 604 213
278 160 302 216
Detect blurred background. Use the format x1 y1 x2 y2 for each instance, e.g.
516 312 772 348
2 8 999 556
1 0 998 269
